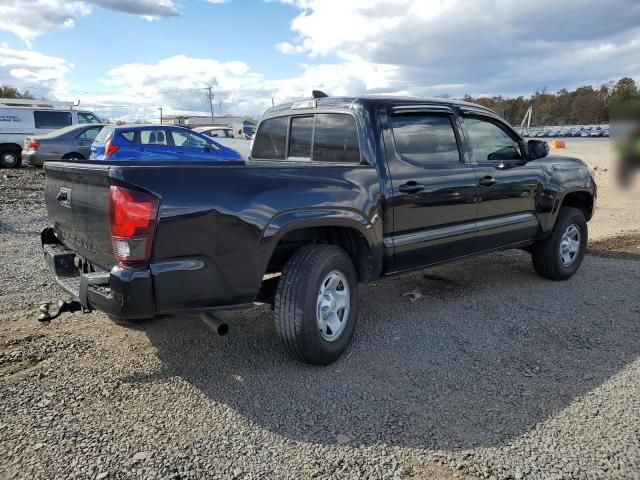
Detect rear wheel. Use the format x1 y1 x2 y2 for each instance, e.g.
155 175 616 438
274 244 359 365
63 153 84 162
532 207 587 280
0 148 21 168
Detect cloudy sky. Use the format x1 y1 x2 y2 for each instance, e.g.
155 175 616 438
0 0 639 120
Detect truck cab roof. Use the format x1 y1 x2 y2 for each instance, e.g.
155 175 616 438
263 95 498 117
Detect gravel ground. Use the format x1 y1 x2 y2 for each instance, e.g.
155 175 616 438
1 161 640 480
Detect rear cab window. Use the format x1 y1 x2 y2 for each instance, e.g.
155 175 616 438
252 112 360 163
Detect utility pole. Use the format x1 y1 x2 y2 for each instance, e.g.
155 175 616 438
219 100 223 116
159 107 163 124
207 85 215 124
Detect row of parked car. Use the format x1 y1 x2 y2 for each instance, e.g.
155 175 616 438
521 125 610 138
0 99 252 168
23 123 250 167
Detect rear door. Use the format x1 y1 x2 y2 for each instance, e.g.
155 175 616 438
134 128 174 160
73 126 102 158
460 112 544 251
382 105 478 271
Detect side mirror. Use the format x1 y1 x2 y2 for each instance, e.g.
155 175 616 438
204 144 211 152
527 139 549 160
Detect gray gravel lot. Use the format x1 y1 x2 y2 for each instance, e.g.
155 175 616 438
1 167 639 480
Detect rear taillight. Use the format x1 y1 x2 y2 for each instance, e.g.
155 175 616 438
108 185 159 264
104 135 120 157
26 139 40 150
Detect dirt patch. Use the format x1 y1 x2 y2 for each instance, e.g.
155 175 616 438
589 231 640 260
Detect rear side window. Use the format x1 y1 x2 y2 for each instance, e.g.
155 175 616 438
252 117 288 159
288 116 313 158
121 131 135 142
76 126 102 140
312 114 359 163
94 126 114 143
34 111 72 129
138 129 169 145
391 113 460 163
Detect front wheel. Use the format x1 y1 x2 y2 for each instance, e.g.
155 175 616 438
532 207 588 280
274 244 359 365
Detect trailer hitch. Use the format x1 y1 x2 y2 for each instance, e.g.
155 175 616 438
38 300 88 322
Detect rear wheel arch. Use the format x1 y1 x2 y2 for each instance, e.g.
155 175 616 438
264 223 380 284
63 152 86 160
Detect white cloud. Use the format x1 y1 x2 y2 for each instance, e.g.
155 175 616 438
276 0 640 96
0 0 179 42
0 1 90 44
0 44 71 97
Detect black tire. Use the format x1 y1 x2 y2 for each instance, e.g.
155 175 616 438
63 153 84 162
274 244 359 365
0 148 22 168
532 207 588 280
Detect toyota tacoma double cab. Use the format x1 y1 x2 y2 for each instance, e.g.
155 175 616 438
42 96 596 365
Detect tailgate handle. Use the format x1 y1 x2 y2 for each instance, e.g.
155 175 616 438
57 187 71 207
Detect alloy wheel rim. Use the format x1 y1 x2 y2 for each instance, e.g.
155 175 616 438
316 270 350 342
560 224 581 267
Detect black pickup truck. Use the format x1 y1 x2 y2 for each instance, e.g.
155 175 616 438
42 96 596 365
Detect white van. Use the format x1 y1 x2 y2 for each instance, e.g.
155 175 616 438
0 98 102 167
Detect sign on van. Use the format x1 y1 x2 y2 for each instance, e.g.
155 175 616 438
0 109 33 133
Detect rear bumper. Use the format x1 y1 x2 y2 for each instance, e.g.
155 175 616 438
41 227 155 320
22 150 57 167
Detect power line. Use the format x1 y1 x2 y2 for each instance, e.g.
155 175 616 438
7 85 212 96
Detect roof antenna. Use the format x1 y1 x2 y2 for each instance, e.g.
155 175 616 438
312 90 328 99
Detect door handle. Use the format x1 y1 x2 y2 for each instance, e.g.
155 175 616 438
398 181 425 194
479 176 497 187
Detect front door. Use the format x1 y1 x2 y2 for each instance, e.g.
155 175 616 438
383 107 478 271
460 113 544 252
170 129 219 161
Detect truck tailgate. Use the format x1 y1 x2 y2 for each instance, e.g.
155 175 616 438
45 162 115 270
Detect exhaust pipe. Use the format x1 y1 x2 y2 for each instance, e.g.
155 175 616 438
199 313 229 336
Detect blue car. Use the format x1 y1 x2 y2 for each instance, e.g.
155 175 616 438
90 125 244 162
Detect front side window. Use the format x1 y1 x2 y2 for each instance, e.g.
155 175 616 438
464 117 521 162
288 116 313 158
34 111 72 129
312 113 359 163
138 129 169 145
391 113 460 164
252 116 288 159
78 112 101 124
172 130 210 148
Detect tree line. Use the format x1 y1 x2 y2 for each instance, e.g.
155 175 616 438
2 77 639 127
460 77 639 127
